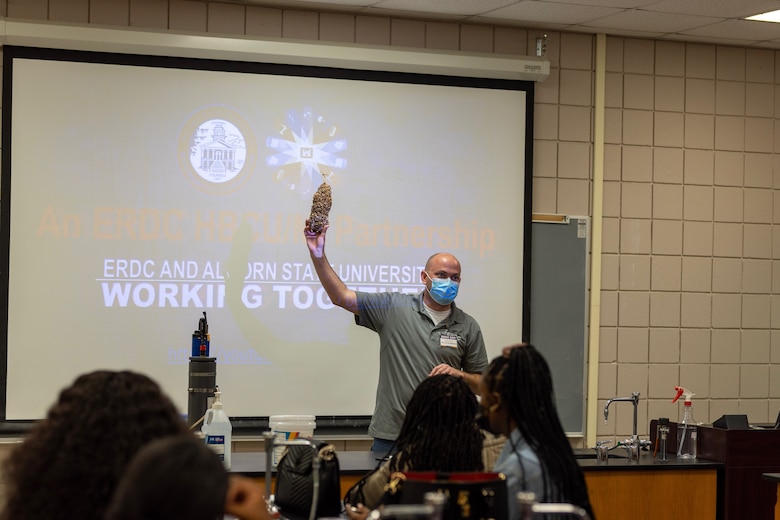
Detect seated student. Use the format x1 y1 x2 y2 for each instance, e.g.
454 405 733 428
478 344 595 520
481 430 508 472
0 370 188 520
346 374 484 517
105 434 270 520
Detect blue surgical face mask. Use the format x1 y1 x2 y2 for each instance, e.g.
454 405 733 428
425 272 459 306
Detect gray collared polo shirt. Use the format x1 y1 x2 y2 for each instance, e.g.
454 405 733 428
355 290 487 440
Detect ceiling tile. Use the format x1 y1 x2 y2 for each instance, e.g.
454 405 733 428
582 9 724 33
361 6 469 19
681 18 780 41
193 0 780 46
642 0 780 18
542 0 658 7
469 15 570 30
486 0 622 24
372 0 516 16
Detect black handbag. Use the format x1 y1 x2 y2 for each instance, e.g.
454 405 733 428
383 471 508 520
274 442 342 519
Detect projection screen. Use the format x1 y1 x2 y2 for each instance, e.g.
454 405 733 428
1 45 532 422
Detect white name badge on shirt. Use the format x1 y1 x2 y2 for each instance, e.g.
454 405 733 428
440 333 458 348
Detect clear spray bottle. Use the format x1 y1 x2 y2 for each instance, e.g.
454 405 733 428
672 386 697 459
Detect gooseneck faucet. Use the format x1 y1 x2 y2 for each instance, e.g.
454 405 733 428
604 392 640 443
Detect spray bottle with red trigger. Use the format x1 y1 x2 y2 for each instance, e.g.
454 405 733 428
672 386 697 459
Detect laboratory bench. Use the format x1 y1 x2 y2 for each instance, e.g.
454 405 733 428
232 449 722 520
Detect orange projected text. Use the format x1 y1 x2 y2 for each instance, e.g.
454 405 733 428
37 206 497 256
332 216 495 257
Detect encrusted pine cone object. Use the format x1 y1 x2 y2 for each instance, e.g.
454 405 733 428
308 182 332 233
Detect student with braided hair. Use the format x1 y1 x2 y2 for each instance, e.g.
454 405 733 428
345 374 484 517
478 344 595 520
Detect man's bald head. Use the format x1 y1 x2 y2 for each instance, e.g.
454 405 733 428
425 253 461 274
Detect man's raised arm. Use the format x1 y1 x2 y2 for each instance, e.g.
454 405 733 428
304 222 359 314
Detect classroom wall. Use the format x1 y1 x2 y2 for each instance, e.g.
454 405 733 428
2 0 779 444
595 40 780 442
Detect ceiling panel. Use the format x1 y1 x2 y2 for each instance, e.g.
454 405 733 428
541 0 659 7
372 0 516 16
581 10 724 33
211 0 780 46
642 0 780 18
486 1 623 25
680 18 780 40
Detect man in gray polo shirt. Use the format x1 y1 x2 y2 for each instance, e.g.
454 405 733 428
304 222 488 455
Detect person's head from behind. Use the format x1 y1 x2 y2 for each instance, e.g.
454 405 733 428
478 344 593 513
1 370 187 520
106 434 227 520
391 374 483 472
107 434 271 520
478 343 559 437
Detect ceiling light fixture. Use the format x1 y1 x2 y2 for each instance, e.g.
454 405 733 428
745 10 780 23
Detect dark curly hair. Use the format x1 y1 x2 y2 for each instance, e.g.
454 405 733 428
0 370 187 520
105 434 229 520
389 374 483 473
483 345 594 518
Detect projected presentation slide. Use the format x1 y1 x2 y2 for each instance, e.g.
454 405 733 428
3 49 529 420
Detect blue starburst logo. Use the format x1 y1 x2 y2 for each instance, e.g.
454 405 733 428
265 107 348 197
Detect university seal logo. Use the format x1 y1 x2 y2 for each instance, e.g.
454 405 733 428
178 106 257 195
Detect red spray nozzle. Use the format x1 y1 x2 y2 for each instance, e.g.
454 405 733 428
672 386 694 403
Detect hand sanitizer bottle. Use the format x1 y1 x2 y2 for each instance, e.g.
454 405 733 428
202 389 232 468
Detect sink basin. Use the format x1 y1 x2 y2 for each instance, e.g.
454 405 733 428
573 448 597 459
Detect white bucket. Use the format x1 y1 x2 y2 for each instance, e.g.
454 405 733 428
269 414 316 466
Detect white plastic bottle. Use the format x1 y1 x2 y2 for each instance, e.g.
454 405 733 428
673 386 697 459
202 390 232 468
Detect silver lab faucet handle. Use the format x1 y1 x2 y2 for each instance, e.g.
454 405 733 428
604 392 641 442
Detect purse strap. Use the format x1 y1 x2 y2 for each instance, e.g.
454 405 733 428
343 457 385 507
318 443 337 461
384 471 407 497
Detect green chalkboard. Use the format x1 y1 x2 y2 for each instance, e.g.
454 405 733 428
530 216 588 434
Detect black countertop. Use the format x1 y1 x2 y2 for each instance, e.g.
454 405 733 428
231 450 722 476
763 473 780 483
577 452 722 471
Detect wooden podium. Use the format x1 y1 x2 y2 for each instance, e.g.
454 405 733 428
696 423 780 520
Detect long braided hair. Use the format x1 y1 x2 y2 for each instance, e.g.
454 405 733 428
389 374 483 473
483 345 594 517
